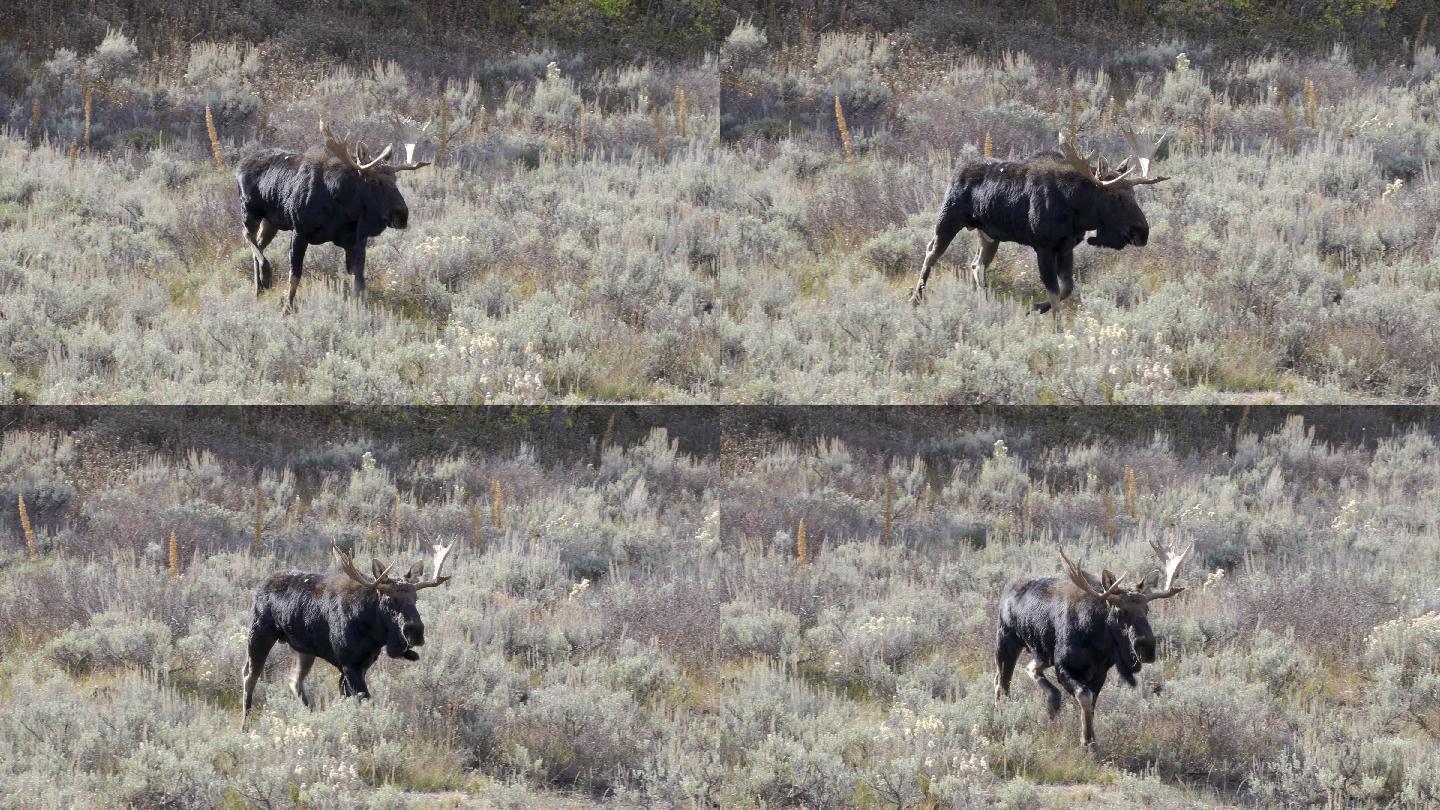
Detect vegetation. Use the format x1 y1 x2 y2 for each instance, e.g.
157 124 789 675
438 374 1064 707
716 23 1440 402
3 408 1439 806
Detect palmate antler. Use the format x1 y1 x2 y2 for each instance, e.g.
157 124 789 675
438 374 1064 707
1141 536 1192 601
322 120 431 173
1057 545 1129 603
411 537 454 591
1057 128 1173 189
333 538 454 592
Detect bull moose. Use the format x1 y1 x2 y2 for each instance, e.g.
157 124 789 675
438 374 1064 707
909 128 1170 328
994 538 1191 746
237 121 430 313
241 540 453 725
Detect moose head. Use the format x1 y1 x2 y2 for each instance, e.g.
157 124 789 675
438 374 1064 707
1056 536 1192 666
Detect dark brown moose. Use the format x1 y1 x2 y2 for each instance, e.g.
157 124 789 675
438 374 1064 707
994 538 1191 746
241 540 453 725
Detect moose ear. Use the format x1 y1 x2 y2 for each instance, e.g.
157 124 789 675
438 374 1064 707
371 559 386 579
1100 569 1117 589
408 560 425 581
1138 570 1162 592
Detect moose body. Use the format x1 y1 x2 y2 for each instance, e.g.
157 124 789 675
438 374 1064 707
241 543 452 724
910 129 1169 325
994 542 1190 746
237 122 428 312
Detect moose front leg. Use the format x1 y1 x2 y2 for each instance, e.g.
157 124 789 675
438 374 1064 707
1054 666 1099 747
340 665 371 700
344 239 367 309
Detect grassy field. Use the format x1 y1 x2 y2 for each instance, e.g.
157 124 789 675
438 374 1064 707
2 407 1438 807
0 34 719 403
717 25 1440 403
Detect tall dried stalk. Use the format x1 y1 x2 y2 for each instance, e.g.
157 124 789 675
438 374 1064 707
882 476 894 546
1205 93 1216 146
600 412 617 452
674 86 687 138
1123 467 1137 519
466 497 483 552
1282 97 1296 153
82 85 93 151
29 98 40 147
834 95 853 162
567 99 578 156
1102 487 1116 540
490 479 504 530
652 102 667 162
18 495 35 561
68 141 78 171
1024 479 1034 533
796 519 807 564
1303 79 1317 129
391 492 401 542
983 130 992 158
252 483 262 556
205 104 225 172
168 530 179 577
1068 86 1078 143
437 93 451 169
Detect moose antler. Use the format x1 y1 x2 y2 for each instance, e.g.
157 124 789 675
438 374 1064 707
320 121 401 172
1141 536 1192 601
321 121 362 171
411 538 454 590
333 543 396 590
1119 126 1171 186
1057 131 1134 187
391 115 434 166
1057 545 1129 602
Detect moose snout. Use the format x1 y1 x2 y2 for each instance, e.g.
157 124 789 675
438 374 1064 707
1133 638 1156 663
1129 225 1149 246
387 208 409 229
402 624 424 647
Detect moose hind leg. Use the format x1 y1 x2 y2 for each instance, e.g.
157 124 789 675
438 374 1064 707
290 653 316 708
1031 248 1064 332
994 629 1023 702
911 217 962 305
241 630 277 726
1026 659 1064 717
254 220 277 292
284 237 308 315
970 233 999 293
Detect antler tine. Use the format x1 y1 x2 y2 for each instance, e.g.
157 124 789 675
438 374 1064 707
1119 125 1171 183
358 143 393 170
333 544 387 589
320 121 362 171
1058 131 1135 187
1057 545 1127 600
412 537 454 590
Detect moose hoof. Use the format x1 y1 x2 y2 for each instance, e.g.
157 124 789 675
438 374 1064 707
909 288 925 306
